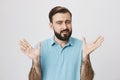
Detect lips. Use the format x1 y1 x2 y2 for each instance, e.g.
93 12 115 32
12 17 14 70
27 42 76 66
61 29 69 33
62 31 68 33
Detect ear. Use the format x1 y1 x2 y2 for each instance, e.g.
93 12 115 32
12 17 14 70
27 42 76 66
49 22 53 29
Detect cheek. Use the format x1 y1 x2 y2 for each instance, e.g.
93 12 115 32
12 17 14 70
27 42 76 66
53 26 61 33
68 25 72 31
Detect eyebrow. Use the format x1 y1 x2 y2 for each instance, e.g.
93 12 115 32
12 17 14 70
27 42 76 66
56 20 71 22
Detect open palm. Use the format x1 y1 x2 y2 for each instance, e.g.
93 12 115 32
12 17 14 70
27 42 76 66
82 36 104 58
19 39 41 62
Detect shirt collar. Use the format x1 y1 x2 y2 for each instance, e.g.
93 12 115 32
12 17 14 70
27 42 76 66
50 36 73 46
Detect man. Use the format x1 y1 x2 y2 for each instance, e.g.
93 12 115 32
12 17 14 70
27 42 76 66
19 6 104 80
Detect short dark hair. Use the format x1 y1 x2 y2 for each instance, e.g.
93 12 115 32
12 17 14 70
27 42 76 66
49 6 72 23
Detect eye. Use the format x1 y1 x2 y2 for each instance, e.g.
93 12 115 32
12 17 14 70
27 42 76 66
66 20 71 24
56 21 62 25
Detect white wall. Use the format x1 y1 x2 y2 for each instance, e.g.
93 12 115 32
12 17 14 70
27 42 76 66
0 0 120 80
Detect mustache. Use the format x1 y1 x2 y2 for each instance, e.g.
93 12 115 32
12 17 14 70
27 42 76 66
61 29 69 33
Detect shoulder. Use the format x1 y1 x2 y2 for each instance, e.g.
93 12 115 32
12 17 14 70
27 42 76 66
41 38 51 44
70 37 82 45
41 37 54 48
41 38 51 46
34 38 51 48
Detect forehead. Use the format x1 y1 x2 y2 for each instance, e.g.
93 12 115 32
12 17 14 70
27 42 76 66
52 13 71 22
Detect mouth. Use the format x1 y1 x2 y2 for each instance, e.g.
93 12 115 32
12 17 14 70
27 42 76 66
61 29 69 33
61 31 69 37
62 31 68 34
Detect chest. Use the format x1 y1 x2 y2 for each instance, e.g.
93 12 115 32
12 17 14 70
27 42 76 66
40 45 82 69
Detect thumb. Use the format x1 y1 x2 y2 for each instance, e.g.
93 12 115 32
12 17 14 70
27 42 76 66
38 41 41 49
82 36 86 45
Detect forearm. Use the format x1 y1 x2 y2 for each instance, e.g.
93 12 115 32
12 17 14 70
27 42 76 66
81 55 94 80
29 61 42 80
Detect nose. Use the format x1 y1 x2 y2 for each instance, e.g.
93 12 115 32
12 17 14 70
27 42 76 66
62 23 67 29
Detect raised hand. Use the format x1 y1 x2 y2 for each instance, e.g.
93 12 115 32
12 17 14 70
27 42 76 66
19 39 41 63
82 36 104 59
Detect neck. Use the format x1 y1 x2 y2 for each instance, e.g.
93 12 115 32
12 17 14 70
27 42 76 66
54 36 68 48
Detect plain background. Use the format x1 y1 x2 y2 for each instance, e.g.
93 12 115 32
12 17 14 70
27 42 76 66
0 0 120 80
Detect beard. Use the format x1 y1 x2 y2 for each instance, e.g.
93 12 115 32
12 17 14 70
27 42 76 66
54 29 72 41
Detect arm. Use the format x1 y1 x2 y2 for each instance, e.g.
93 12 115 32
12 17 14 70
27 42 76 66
19 39 42 80
29 61 41 80
81 55 94 80
81 36 104 80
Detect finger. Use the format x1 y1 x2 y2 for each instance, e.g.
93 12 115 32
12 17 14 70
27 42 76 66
20 46 26 53
20 47 30 56
96 36 104 45
82 36 86 45
20 44 32 53
38 41 41 49
94 43 102 50
23 39 32 47
94 37 104 49
22 39 33 48
19 39 33 54
19 40 28 49
93 36 102 43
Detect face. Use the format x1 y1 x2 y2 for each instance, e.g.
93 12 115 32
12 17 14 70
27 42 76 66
50 12 72 41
